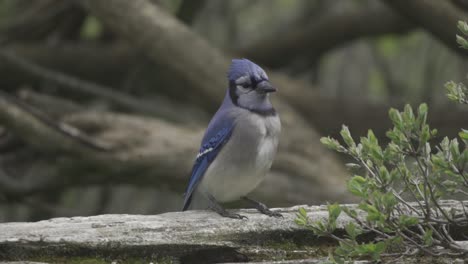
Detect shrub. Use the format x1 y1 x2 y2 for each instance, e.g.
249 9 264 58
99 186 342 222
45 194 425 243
296 21 468 263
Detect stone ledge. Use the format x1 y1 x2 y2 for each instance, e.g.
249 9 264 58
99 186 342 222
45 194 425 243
0 201 466 263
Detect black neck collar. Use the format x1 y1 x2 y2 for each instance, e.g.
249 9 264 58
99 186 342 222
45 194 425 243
248 107 277 116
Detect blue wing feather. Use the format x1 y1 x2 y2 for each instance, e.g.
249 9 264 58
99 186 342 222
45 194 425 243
182 124 234 210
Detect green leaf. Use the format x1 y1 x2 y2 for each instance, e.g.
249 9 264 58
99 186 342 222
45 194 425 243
460 129 468 140
299 207 308 219
388 108 403 130
359 203 383 223
347 176 367 198
328 203 342 221
456 34 468 49
446 81 468 103
382 192 397 209
417 103 428 127
450 138 461 160
299 207 307 218
367 209 384 223
344 222 362 240
398 215 419 227
372 241 387 260
442 179 458 189
340 125 355 148
420 124 431 146
400 105 417 133
379 166 391 184
441 137 450 151
389 168 402 181
320 137 341 151
353 241 386 260
423 229 433 246
345 163 361 170
342 207 358 218
313 220 327 234
294 218 306 226
446 81 459 101
417 103 428 117
295 207 309 226
431 155 446 170
458 20 468 35
367 130 378 145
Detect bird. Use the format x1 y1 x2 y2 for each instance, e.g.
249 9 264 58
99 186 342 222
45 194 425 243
182 58 281 219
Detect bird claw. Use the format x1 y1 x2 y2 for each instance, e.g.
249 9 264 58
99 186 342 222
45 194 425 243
261 209 283 218
242 197 282 218
256 203 282 217
221 211 248 219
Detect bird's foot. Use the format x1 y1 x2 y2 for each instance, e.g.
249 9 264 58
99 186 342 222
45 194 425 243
243 196 283 218
211 205 248 219
207 193 247 219
258 207 283 218
218 210 248 219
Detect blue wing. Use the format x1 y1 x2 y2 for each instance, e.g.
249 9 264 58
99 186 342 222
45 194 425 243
182 124 234 210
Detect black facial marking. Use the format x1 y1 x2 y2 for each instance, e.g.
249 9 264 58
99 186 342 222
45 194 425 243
229 75 272 110
250 76 257 89
229 80 238 105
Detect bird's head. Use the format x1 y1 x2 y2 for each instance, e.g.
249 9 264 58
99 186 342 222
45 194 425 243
227 59 276 114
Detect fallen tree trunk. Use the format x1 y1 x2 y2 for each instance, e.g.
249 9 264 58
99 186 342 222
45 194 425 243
0 200 466 263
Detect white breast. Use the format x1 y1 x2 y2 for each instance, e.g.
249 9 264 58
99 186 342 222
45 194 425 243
252 114 281 172
198 111 281 203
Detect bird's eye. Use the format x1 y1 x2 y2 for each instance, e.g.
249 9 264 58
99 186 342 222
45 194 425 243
235 76 252 91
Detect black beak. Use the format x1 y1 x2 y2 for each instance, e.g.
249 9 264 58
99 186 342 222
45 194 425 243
257 81 277 93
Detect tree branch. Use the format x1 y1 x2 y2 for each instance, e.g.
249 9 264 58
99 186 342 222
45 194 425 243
81 0 228 108
0 49 193 122
0 0 72 43
382 0 468 57
0 92 109 154
80 0 351 204
0 43 137 88
176 0 207 25
17 88 82 118
239 4 413 68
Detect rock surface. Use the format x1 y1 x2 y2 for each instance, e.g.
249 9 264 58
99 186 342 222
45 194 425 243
0 201 467 263
0 205 335 263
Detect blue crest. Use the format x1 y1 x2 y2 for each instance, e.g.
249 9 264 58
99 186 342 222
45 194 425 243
227 58 268 82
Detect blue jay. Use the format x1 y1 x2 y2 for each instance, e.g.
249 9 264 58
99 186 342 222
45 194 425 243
182 59 281 219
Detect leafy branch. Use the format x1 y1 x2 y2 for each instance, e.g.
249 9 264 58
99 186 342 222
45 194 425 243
448 21 468 105
296 21 468 263
299 104 468 262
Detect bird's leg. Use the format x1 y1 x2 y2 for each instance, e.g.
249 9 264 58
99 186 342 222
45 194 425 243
206 193 247 219
243 197 282 217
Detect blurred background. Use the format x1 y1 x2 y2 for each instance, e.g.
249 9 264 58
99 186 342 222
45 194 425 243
0 0 467 222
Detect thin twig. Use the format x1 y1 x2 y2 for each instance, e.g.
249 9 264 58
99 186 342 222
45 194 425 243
0 50 163 117
0 91 110 151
